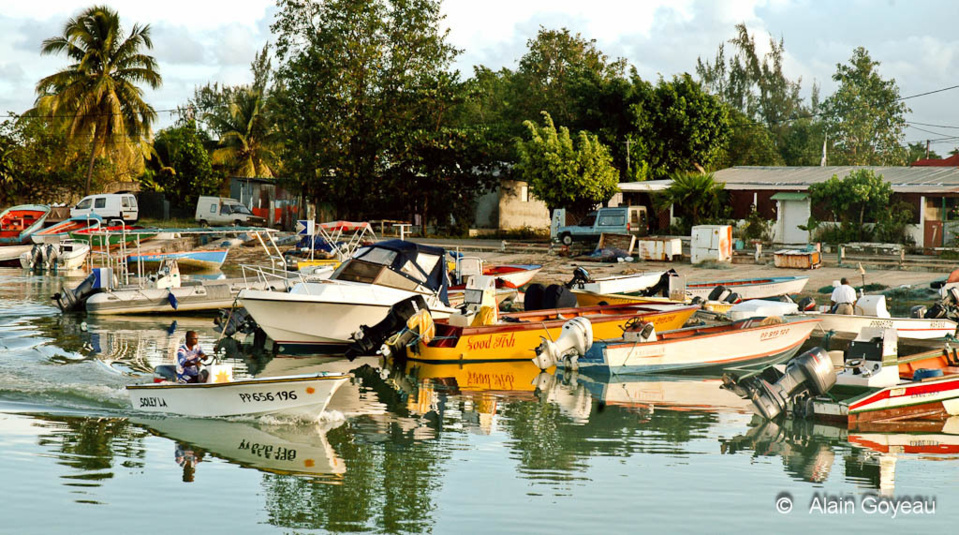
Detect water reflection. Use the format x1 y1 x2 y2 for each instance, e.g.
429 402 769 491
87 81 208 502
131 416 346 482
722 415 959 495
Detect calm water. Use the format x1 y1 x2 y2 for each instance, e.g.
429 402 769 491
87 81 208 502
1 269 957 534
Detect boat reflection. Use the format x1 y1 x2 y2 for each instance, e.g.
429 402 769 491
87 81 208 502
721 415 959 495
545 368 755 415
396 360 559 433
130 416 346 481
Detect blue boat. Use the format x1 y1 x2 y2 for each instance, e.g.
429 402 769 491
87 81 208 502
126 249 229 272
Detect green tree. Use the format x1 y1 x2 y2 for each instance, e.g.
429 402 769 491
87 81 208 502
143 122 222 211
808 169 893 241
654 172 728 233
29 5 161 195
905 141 940 163
515 112 619 215
513 27 626 129
697 24 816 166
271 0 470 224
206 87 279 178
645 75 731 178
0 115 87 206
820 47 909 165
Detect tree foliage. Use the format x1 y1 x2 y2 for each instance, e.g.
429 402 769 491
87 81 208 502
808 169 893 241
271 0 487 228
0 115 88 206
645 75 731 178
29 5 161 195
143 122 222 211
821 47 909 165
515 112 619 215
654 172 728 233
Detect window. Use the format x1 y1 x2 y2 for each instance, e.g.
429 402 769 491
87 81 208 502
598 214 625 227
122 197 131 208
520 185 529 202
578 213 597 227
220 205 232 215
76 199 92 210
210 205 216 214
94 198 106 209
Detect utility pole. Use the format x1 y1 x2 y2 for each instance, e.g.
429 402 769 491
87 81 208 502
926 139 931 159
625 137 631 176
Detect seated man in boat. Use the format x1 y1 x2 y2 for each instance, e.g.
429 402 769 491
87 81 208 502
830 278 856 315
176 330 209 383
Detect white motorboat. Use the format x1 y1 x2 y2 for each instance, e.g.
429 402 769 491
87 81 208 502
686 275 809 300
76 259 300 315
127 362 351 418
19 240 90 271
805 294 958 340
239 240 458 353
533 314 820 375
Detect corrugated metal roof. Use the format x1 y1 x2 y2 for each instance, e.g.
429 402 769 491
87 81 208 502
770 192 808 201
618 179 674 192
713 166 959 194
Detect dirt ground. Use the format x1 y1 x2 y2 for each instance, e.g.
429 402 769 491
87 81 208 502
466 248 944 300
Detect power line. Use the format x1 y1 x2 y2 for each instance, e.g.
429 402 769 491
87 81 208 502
899 84 959 101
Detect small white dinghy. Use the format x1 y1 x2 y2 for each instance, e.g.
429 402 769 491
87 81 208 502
127 361 351 418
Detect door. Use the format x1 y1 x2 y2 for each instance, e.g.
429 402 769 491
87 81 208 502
925 220 944 250
780 199 811 244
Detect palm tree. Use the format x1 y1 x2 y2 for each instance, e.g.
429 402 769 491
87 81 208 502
30 5 161 195
206 87 279 178
654 171 728 233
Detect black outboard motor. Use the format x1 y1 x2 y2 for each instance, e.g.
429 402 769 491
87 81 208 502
51 267 113 313
640 268 679 297
721 348 836 420
707 285 730 302
797 297 816 312
564 267 592 289
346 295 431 360
542 284 577 309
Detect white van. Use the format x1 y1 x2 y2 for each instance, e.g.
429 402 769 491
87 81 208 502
195 196 265 227
70 194 139 223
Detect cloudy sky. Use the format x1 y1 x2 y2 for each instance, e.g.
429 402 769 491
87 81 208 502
2 0 958 153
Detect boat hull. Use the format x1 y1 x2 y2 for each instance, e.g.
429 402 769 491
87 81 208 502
0 204 50 245
127 373 350 417
574 317 821 375
85 277 287 315
239 282 454 352
686 276 808 300
846 375 959 425
486 264 541 288
809 312 957 339
409 304 699 363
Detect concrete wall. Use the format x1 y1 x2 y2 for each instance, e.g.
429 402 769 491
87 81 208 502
497 180 550 230
473 189 499 229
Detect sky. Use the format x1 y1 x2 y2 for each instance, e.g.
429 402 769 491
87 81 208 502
2 0 958 153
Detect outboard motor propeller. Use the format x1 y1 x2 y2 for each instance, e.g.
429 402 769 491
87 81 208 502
533 317 593 370
721 347 836 420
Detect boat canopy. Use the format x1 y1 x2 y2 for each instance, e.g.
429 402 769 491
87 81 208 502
332 239 450 305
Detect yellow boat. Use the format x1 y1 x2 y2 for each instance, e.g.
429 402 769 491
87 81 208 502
407 303 699 363
572 289 733 314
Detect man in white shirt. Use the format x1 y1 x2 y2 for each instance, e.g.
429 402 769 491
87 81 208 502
830 278 857 315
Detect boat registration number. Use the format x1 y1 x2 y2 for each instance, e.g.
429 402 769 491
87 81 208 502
759 327 790 341
239 439 297 461
239 391 297 403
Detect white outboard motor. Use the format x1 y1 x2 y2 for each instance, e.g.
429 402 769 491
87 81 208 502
532 317 594 370
721 347 836 420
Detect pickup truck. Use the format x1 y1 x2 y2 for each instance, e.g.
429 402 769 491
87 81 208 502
554 206 648 246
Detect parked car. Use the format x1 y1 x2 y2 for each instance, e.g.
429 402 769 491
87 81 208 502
70 194 138 223
195 196 265 227
554 206 648 246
